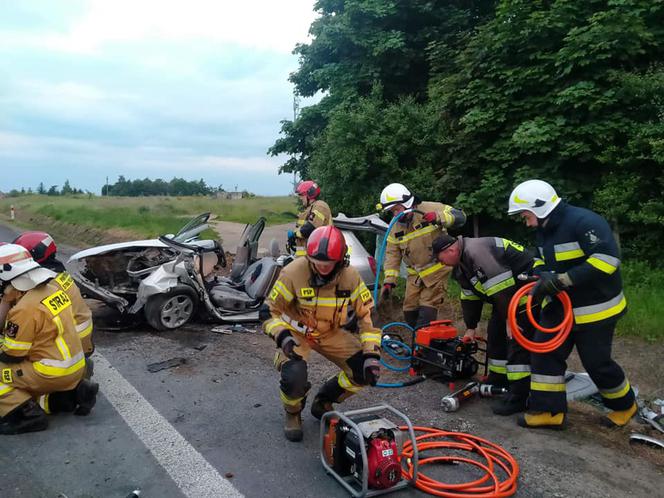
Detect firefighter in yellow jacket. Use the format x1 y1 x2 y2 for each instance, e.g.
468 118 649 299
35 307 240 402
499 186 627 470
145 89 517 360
13 231 95 377
264 226 381 442
288 180 332 257
0 244 98 435
378 183 466 328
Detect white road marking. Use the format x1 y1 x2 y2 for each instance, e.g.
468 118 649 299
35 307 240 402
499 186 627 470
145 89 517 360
94 353 244 498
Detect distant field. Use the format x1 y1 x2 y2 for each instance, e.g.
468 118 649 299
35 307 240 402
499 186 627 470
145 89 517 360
0 194 297 239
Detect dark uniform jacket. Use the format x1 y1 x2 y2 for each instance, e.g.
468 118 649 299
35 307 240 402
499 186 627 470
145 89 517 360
455 237 536 329
536 202 626 326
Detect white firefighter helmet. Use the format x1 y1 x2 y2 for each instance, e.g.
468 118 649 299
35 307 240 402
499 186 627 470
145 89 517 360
379 183 414 211
0 243 56 291
507 179 561 219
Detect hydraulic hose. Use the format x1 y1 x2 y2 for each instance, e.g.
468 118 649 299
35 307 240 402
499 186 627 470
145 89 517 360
400 426 519 497
507 282 573 353
376 321 426 388
372 211 406 305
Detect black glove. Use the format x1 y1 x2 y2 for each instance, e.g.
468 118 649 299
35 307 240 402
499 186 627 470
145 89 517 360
363 355 381 386
530 272 568 301
276 330 302 361
380 283 395 301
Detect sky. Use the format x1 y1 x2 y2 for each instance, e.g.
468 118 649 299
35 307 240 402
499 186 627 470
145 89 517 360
0 0 318 195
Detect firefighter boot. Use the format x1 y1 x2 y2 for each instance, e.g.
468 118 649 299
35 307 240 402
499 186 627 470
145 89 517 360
0 400 49 435
284 408 303 442
517 411 566 430
74 379 99 416
311 376 353 420
403 310 419 329
492 395 528 416
601 402 637 428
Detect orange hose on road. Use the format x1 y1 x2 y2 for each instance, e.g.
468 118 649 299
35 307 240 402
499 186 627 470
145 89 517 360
400 426 519 497
507 282 573 353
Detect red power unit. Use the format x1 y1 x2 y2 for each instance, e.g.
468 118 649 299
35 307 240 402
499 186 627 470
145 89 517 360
411 320 484 380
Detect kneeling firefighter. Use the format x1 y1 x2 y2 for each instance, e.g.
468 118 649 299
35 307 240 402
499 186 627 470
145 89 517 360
13 231 95 377
0 244 98 435
263 226 381 442
378 183 466 328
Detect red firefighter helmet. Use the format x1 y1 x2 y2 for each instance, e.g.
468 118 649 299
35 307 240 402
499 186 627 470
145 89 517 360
13 231 57 264
306 226 347 262
295 180 321 201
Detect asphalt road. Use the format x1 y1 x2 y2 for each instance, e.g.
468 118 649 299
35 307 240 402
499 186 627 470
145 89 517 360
1 222 663 498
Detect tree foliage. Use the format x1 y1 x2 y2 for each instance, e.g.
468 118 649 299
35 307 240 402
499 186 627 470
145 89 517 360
102 176 214 197
272 0 664 262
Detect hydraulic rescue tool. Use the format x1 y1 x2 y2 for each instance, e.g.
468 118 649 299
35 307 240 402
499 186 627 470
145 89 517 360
440 381 508 412
320 404 418 498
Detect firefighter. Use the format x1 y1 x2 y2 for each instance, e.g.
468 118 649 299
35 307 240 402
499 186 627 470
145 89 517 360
13 231 95 378
378 183 466 328
507 179 636 429
0 244 98 435
263 226 381 442
288 180 332 256
433 234 541 415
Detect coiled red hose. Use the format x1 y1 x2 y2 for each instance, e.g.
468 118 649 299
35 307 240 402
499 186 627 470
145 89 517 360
400 426 519 497
507 282 573 353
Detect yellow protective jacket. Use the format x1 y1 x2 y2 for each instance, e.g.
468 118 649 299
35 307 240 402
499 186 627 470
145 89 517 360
1 279 86 378
2 273 93 355
383 201 466 287
294 200 332 256
53 272 94 355
263 257 381 357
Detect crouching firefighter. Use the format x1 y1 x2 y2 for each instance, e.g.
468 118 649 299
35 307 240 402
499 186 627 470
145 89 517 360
263 226 381 442
433 234 541 415
378 183 466 328
13 231 95 378
0 244 99 435
508 180 636 429
288 180 332 257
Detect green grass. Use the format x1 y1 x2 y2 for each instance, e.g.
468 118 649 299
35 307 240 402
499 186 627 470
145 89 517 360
618 261 664 341
0 194 297 238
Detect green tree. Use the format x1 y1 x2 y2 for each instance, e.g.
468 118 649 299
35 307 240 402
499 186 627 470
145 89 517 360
431 0 664 260
61 179 73 195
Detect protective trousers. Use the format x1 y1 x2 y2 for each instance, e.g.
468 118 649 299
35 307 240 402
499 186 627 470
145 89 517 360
529 313 634 414
486 308 532 398
274 328 365 414
0 360 84 417
403 271 449 328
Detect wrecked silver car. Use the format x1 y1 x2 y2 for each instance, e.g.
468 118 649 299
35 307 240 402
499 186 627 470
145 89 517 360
68 213 286 330
68 212 387 331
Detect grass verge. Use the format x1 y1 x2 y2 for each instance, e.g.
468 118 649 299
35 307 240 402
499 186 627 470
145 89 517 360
0 194 297 239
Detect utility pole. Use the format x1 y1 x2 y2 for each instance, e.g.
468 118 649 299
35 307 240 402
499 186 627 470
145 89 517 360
292 93 301 188
105 176 109 196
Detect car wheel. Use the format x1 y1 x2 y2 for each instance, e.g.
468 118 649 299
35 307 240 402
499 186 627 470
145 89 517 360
144 286 198 331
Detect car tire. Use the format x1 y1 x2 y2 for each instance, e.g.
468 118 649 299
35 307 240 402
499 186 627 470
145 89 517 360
144 286 199 331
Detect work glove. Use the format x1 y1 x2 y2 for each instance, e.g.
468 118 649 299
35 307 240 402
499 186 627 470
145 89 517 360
380 283 395 301
363 355 381 386
276 330 302 361
530 272 568 301
422 211 439 224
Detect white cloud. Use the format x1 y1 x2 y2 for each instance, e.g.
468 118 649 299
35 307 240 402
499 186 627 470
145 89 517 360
39 0 317 55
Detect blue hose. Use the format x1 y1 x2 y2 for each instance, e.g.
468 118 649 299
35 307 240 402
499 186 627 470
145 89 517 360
376 321 425 388
372 211 405 305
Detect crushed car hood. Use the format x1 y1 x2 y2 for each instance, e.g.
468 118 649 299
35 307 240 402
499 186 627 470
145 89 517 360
68 239 168 261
